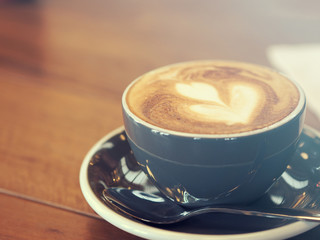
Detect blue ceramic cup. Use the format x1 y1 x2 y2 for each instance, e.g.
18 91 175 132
122 62 306 207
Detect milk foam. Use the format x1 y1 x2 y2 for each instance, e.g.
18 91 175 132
125 61 300 134
176 82 225 105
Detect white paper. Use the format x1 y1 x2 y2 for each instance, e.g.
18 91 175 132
267 43 320 118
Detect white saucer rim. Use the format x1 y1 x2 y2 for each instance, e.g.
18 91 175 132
79 126 319 240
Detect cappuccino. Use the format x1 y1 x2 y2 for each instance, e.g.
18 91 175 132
125 61 300 134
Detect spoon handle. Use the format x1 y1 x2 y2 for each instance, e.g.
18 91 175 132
190 206 320 222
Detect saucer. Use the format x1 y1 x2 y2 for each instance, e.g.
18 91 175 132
80 126 320 240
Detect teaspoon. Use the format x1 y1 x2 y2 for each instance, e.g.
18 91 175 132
103 187 320 224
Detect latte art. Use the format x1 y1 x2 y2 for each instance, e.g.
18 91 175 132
125 61 300 134
175 82 261 125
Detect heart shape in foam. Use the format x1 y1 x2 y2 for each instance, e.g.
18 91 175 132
175 82 260 125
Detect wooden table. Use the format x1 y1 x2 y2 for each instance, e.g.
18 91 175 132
1 1 320 239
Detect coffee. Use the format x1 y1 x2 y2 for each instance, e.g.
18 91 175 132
125 61 300 134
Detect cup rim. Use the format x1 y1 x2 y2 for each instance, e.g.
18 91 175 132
122 60 306 139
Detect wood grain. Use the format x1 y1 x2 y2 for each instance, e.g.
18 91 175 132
0 193 142 240
0 0 320 239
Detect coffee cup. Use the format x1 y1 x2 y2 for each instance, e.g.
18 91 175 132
122 60 306 207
